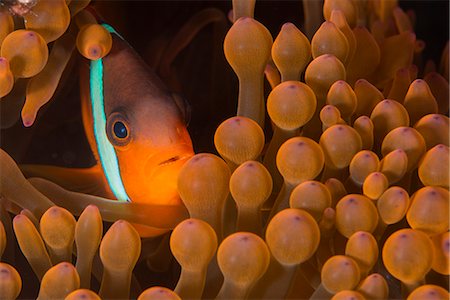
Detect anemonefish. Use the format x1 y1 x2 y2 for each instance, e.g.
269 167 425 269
22 24 194 237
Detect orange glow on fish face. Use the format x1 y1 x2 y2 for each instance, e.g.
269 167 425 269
118 140 194 207
114 102 193 200
103 98 194 237
121 139 194 238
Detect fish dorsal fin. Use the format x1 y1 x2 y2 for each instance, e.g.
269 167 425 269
20 164 113 198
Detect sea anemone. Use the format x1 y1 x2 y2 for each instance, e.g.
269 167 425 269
0 0 448 299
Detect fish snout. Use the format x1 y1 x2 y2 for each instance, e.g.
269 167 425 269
144 144 194 180
138 145 193 206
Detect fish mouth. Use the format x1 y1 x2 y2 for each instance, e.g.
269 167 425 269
120 146 193 207
158 154 193 167
140 148 193 206
144 145 194 179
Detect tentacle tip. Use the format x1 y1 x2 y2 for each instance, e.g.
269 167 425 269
86 204 99 211
21 110 37 127
87 46 104 60
281 22 294 29
22 118 34 128
13 214 24 222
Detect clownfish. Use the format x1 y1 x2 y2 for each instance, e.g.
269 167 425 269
22 24 194 237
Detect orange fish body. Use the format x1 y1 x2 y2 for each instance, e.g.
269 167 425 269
79 25 194 237
24 25 194 237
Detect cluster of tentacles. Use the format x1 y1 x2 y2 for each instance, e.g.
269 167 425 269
0 0 449 299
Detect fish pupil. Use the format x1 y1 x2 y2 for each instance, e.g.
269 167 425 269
114 121 127 139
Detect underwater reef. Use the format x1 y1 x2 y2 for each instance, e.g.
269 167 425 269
0 0 449 299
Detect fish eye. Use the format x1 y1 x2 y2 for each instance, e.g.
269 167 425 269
113 121 128 139
106 112 131 147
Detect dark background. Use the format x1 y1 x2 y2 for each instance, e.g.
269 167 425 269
0 1 448 298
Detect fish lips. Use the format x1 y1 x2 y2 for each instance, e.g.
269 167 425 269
136 145 194 205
